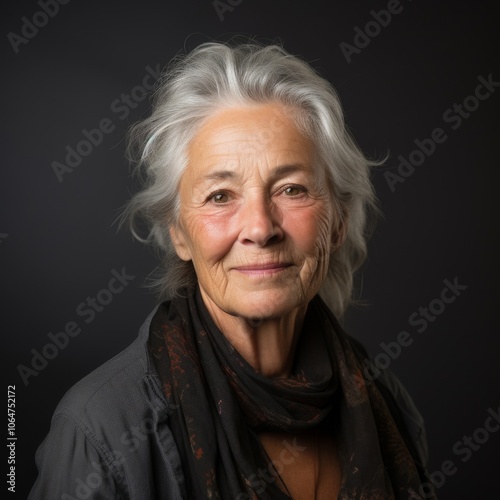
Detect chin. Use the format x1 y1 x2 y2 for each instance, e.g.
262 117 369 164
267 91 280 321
231 288 306 323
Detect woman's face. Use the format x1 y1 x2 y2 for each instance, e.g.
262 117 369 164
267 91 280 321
171 103 340 322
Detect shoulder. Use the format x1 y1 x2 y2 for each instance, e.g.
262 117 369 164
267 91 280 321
56 335 149 424
49 303 177 458
55 306 161 425
29 305 186 499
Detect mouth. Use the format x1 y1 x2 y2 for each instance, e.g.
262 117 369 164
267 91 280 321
232 262 293 276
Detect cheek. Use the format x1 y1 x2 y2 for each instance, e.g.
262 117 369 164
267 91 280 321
183 213 237 267
284 205 333 258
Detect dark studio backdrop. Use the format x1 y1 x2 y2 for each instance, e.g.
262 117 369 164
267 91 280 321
1 0 499 498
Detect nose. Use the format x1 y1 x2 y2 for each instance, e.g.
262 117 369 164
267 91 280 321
238 194 283 246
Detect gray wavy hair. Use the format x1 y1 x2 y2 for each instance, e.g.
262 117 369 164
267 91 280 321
121 41 381 318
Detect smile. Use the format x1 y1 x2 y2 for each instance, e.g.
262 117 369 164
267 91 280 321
232 263 292 276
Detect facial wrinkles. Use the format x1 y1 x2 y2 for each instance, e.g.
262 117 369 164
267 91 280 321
298 206 333 296
187 177 329 287
175 104 337 316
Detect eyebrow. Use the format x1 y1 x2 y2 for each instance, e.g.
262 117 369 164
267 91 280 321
198 164 309 183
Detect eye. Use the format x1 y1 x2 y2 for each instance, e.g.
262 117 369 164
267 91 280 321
283 185 305 197
209 191 230 204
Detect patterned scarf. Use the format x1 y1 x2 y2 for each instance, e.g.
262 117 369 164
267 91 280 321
149 287 433 499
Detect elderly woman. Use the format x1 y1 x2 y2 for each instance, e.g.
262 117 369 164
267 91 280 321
29 42 434 499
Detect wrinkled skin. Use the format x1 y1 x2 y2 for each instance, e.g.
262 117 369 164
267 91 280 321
170 103 345 376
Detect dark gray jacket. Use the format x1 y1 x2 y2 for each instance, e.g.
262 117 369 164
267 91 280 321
28 305 429 499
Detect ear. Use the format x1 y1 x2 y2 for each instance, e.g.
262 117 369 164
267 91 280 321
169 224 192 262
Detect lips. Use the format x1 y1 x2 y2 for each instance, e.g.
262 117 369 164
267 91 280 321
232 262 292 275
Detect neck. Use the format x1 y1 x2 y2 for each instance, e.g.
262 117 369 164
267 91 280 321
200 290 307 378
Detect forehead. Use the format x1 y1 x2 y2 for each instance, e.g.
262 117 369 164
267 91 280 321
186 103 316 176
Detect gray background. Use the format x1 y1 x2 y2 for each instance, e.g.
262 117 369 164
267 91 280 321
2 0 499 498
